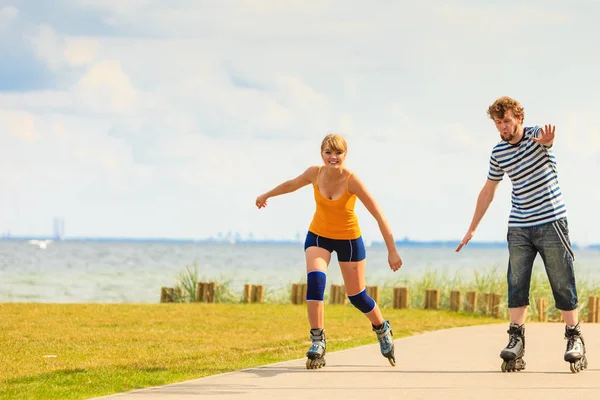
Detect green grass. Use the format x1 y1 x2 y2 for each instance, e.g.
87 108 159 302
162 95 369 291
0 303 499 400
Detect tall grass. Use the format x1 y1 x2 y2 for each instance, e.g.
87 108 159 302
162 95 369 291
172 263 600 322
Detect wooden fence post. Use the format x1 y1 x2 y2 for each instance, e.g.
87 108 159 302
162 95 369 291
243 284 252 303
481 293 491 315
537 297 547 322
589 296 599 323
424 289 440 310
160 287 167 303
465 291 478 313
330 284 347 305
291 283 307 305
251 285 264 303
196 282 206 302
160 287 182 303
291 284 298 304
393 287 409 309
196 282 217 303
366 286 380 305
450 290 461 312
337 285 347 305
491 293 501 318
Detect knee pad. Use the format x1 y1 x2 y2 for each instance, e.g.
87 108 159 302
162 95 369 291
306 271 326 301
348 289 376 313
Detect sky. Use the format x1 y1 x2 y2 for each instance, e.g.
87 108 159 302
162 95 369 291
1 0 599 244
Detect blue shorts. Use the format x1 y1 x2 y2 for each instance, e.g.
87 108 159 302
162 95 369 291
304 231 366 262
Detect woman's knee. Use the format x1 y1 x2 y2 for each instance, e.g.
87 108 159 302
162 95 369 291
348 288 376 313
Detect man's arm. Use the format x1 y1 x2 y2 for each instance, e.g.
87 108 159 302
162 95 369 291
456 179 501 252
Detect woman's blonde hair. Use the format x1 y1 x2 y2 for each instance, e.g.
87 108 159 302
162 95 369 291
320 133 347 153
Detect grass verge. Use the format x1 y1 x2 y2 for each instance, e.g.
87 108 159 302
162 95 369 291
0 303 500 399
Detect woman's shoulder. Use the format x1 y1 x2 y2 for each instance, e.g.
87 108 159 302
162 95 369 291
302 165 320 183
344 168 358 180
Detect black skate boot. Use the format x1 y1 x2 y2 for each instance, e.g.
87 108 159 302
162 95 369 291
564 323 588 373
500 322 526 372
306 328 326 369
373 320 396 366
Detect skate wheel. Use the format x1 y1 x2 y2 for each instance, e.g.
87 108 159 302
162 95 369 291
501 361 507 372
569 362 577 373
306 358 325 369
388 357 396 367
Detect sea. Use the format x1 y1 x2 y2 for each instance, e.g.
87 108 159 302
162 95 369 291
1 239 599 303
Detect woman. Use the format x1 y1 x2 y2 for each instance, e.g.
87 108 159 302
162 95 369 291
255 133 403 369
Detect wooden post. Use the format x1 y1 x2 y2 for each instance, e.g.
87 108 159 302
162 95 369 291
481 293 491 315
431 289 440 310
301 283 307 304
330 285 347 305
465 291 478 313
537 297 547 322
330 284 337 304
393 287 409 309
329 285 340 304
250 284 264 303
588 296 598 323
595 297 600 323
590 296 599 323
243 284 252 303
207 282 217 303
196 282 206 302
160 286 168 303
291 284 298 304
425 289 440 310
337 285 347 305
291 283 307 305
366 286 380 305
160 287 179 303
450 290 461 312
196 282 216 303
491 293 501 318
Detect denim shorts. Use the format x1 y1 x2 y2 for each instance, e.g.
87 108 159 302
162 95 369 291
304 231 366 262
507 217 578 311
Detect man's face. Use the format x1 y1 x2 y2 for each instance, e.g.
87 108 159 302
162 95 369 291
493 110 522 143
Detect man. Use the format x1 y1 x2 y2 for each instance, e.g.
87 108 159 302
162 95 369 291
456 96 587 373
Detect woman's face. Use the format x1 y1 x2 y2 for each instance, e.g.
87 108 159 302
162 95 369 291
321 146 346 169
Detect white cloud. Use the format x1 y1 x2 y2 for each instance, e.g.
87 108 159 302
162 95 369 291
0 6 18 30
74 60 137 113
0 110 39 142
64 38 99 66
27 24 64 70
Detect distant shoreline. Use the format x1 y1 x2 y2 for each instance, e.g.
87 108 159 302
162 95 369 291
1 236 599 249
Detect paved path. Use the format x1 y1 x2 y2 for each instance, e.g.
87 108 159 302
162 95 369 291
94 323 600 400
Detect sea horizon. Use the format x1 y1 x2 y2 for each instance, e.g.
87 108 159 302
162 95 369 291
2 235 599 250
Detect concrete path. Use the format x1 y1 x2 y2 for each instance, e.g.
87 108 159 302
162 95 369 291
94 323 600 400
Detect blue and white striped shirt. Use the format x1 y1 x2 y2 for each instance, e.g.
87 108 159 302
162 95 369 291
488 126 567 227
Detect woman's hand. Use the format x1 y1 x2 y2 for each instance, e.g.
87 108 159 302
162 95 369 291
388 250 402 272
255 194 269 209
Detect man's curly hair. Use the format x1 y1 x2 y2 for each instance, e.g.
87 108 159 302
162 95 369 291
487 96 524 121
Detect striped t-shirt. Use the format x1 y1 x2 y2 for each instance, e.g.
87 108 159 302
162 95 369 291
488 126 567 227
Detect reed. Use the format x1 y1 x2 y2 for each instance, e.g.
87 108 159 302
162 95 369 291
171 263 600 321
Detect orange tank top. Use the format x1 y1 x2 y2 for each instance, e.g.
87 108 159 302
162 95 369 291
308 167 361 240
